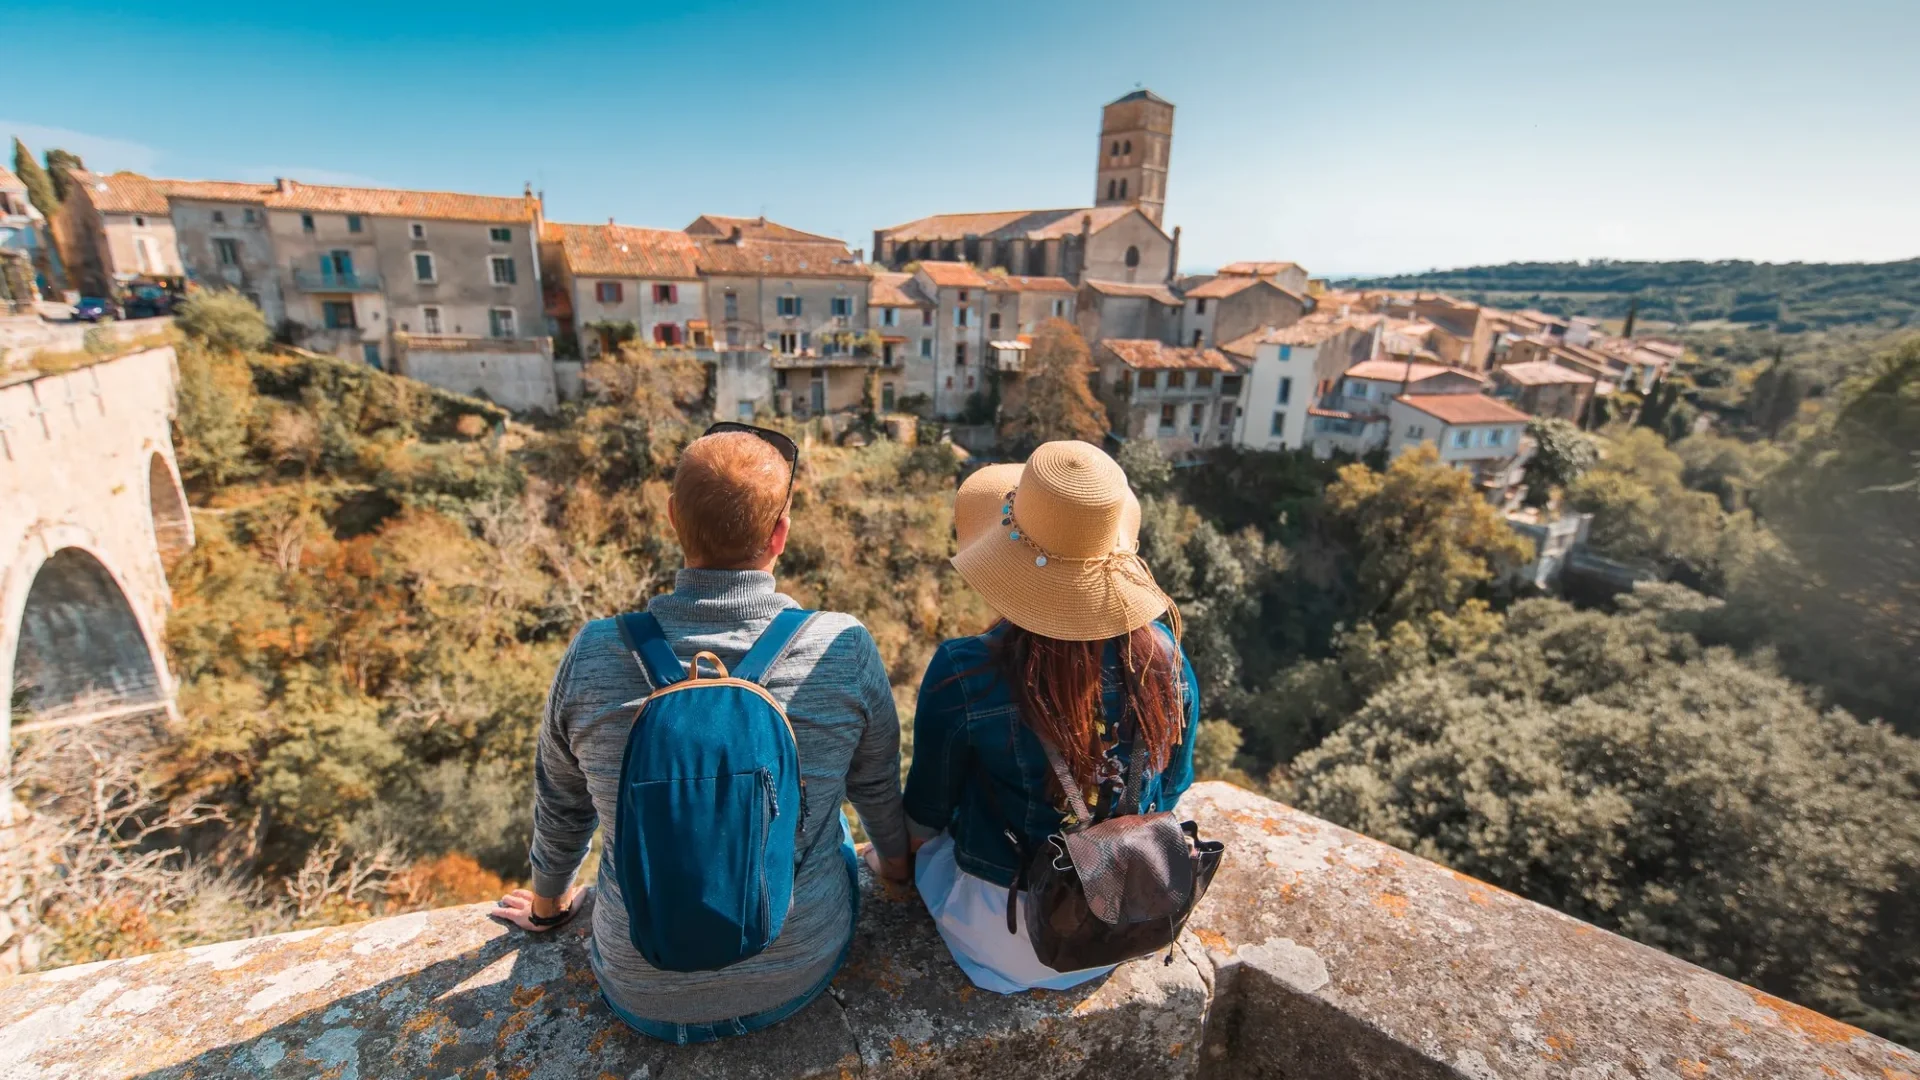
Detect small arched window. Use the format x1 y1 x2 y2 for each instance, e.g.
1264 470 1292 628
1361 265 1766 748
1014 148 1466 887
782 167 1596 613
1107 179 1117 200
1119 178 1128 199
1125 246 1140 268
1111 140 1121 156
1123 139 1132 155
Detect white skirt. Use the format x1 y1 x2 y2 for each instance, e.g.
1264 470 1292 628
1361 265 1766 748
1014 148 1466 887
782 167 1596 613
913 832 1118 994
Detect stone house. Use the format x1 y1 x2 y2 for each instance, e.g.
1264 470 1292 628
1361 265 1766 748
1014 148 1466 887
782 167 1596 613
1388 392 1533 493
867 272 934 413
165 181 284 322
908 261 997 419
57 171 186 296
1492 360 1595 423
1305 355 1480 459
691 224 873 421
1227 315 1380 453
1077 279 1183 347
257 179 545 377
873 206 1175 287
1177 275 1310 348
1407 294 1496 371
1093 339 1235 456
540 221 705 358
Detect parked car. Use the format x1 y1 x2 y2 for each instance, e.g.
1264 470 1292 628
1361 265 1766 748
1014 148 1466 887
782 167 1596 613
123 285 173 319
74 297 120 322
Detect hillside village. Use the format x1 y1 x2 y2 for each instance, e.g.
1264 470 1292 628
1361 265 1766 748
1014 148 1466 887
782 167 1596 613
7 93 1677 525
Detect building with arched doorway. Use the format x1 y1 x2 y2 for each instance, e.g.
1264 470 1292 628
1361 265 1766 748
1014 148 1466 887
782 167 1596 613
1 346 191 779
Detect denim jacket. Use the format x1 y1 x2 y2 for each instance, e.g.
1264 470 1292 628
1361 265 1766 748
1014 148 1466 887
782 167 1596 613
903 623 1200 888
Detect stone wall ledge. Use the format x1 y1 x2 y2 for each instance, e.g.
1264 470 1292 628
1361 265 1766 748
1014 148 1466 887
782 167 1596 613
0 783 1912 1079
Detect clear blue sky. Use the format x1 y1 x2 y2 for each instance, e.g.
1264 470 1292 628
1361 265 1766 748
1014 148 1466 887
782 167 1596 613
7 0 1916 276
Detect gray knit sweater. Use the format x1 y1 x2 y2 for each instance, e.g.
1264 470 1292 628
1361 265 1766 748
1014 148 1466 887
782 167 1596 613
529 569 909 1024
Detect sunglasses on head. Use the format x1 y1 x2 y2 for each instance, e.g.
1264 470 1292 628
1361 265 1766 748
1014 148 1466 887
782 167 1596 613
702 422 800 546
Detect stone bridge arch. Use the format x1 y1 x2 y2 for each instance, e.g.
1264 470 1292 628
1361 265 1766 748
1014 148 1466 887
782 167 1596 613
1 346 190 773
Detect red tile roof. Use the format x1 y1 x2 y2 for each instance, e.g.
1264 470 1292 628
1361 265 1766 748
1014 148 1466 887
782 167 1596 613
1394 393 1530 425
1261 316 1355 347
72 170 540 223
265 180 537 223
1100 339 1235 372
878 205 1148 242
915 261 994 289
1496 361 1595 386
1183 275 1263 300
693 236 870 279
1345 359 1484 384
1084 279 1181 304
0 165 27 191
988 274 1076 293
684 214 842 245
1219 260 1304 277
547 221 700 279
869 272 931 307
68 170 173 215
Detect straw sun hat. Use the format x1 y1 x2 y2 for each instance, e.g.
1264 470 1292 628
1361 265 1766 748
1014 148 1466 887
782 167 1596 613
951 441 1173 642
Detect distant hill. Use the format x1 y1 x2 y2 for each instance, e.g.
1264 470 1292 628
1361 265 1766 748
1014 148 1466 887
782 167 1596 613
1351 259 1920 333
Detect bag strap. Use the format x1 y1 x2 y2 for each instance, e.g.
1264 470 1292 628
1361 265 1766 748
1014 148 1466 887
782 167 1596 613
731 608 815 685
1039 740 1095 826
615 611 685 689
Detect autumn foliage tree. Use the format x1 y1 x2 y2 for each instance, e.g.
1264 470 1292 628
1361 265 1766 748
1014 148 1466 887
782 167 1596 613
998 319 1106 454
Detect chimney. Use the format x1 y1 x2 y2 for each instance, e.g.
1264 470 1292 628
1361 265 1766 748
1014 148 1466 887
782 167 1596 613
524 181 533 197
1168 225 1182 282
275 177 292 193
608 216 616 226
729 225 743 243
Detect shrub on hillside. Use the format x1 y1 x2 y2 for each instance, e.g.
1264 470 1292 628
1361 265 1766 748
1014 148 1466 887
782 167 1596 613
176 291 271 354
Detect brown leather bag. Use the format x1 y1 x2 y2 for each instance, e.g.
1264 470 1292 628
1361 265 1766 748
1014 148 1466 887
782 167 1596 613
1005 734 1225 973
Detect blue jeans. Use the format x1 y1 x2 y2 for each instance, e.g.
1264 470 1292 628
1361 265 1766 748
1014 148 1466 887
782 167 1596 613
603 817 860 1046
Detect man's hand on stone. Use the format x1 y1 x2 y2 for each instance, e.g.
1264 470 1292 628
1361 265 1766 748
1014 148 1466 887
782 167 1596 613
491 886 587 933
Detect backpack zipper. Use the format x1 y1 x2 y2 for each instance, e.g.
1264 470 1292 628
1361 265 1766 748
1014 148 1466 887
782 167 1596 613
757 768 776 930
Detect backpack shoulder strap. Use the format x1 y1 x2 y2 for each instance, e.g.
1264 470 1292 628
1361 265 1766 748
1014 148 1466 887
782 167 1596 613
615 611 685 689
731 608 815 685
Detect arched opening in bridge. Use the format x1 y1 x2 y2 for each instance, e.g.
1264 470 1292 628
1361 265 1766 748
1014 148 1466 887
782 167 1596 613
10 548 163 727
148 453 192 565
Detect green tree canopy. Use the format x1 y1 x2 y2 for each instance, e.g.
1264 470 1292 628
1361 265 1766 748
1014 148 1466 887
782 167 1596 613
1321 445 1530 626
43 147 83 201
1283 592 1920 1045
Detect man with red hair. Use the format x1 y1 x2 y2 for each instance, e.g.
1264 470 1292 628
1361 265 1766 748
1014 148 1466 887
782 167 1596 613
493 424 910 1044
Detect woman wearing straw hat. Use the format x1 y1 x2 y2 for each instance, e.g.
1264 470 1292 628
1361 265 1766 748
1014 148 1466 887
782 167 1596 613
900 440 1197 994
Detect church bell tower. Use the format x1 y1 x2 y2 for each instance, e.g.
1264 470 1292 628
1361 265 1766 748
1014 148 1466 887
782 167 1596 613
1094 89 1174 227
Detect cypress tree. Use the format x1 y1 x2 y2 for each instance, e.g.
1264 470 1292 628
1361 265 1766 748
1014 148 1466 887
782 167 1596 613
11 138 60 221
44 148 84 201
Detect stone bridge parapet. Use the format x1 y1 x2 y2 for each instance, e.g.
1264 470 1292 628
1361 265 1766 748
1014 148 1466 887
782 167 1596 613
1 783 1911 1079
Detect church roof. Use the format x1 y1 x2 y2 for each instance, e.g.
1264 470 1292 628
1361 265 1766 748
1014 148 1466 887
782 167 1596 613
878 205 1149 243
1109 89 1172 106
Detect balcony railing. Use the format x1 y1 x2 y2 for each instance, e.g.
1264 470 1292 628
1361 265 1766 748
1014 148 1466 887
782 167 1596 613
292 269 382 292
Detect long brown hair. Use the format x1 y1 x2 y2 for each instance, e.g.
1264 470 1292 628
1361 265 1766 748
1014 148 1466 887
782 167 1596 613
992 620 1184 797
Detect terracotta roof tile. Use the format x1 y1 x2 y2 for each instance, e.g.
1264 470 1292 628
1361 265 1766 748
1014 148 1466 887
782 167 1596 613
1394 393 1530 425
869 272 931 307
161 179 279 203
879 205 1147 243
684 214 842 244
1100 339 1235 372
1084 279 1181 304
68 170 172 215
987 274 1076 293
1345 359 1484 384
1497 361 1595 386
915 261 994 289
1260 316 1355 347
693 236 870 279
548 221 700 279
1183 275 1263 300
1218 260 1304 277
264 180 536 223
1219 330 1262 361
0 166 25 191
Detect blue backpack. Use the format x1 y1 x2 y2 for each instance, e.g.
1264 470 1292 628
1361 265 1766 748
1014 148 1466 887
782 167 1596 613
612 608 814 973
